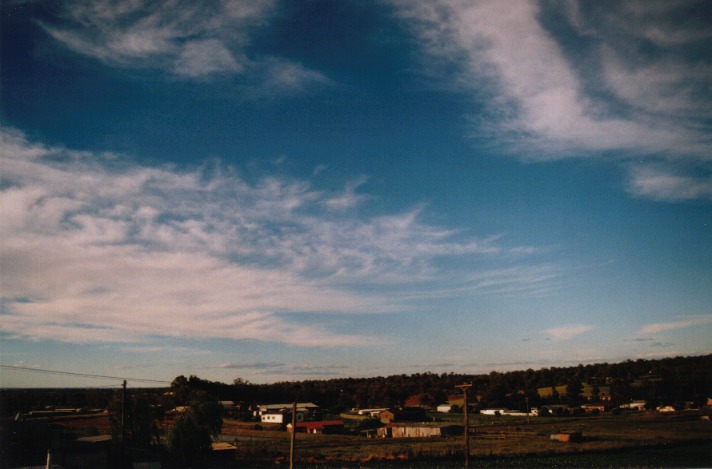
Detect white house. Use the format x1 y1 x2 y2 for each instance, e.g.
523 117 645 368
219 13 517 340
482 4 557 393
620 401 647 411
437 404 455 413
256 402 320 423
481 408 508 416
353 408 390 417
261 409 289 424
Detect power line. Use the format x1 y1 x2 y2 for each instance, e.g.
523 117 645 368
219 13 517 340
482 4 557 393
0 364 171 385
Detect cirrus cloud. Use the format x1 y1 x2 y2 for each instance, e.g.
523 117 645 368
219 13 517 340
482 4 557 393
392 0 712 201
639 316 712 335
544 324 594 342
0 128 547 347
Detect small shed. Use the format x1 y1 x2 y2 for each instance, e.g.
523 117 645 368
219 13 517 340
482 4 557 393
550 431 582 442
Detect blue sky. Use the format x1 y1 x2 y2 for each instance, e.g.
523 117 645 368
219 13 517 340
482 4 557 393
1 0 711 388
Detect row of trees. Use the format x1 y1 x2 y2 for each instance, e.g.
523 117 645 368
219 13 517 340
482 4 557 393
175 354 712 412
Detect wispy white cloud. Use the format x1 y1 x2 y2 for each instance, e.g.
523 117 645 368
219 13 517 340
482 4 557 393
217 362 285 370
41 0 329 90
629 165 712 201
0 128 545 347
392 0 712 201
639 316 712 335
544 324 594 342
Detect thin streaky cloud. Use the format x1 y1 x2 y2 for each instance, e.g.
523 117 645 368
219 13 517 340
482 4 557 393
640 316 712 335
217 362 285 370
544 324 594 342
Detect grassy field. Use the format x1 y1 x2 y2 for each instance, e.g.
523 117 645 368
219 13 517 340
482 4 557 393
219 411 712 467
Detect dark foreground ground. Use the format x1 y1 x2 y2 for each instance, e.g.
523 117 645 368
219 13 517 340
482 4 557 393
6 410 710 467
222 411 711 468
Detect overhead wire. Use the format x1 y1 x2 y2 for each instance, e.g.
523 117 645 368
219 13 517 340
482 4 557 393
0 364 171 385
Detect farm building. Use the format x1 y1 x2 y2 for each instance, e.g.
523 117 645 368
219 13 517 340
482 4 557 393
376 424 463 438
287 420 345 434
378 408 428 423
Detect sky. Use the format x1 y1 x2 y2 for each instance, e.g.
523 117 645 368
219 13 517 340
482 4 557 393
1 0 711 388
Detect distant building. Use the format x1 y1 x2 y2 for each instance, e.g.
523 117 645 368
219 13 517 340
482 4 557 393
481 408 535 417
580 403 607 414
255 402 320 423
437 403 455 413
405 394 433 409
378 408 427 424
355 408 390 417
376 424 463 438
620 401 647 411
447 394 465 407
287 420 345 434
261 409 290 424
550 431 582 442
341 408 389 421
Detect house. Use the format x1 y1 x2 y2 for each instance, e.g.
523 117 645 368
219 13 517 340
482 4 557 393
255 402 320 423
581 403 607 414
355 408 390 417
287 420 345 434
437 403 455 413
447 394 465 407
481 408 508 416
405 394 435 409
219 401 238 418
620 401 647 411
261 409 290 424
378 408 427 424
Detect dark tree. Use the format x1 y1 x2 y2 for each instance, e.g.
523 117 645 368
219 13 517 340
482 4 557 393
108 392 162 451
565 379 583 406
167 391 222 466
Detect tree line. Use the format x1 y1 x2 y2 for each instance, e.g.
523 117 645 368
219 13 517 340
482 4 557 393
175 354 712 412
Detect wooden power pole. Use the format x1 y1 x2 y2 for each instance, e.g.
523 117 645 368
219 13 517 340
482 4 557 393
121 380 127 463
289 401 296 469
456 383 472 468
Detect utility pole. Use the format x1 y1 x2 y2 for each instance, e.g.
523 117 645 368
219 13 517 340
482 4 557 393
456 383 472 468
121 380 127 463
289 401 296 469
